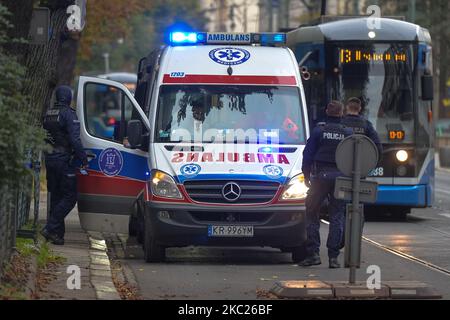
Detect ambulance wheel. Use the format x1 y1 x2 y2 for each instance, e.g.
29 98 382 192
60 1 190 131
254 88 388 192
134 201 144 244
291 244 308 263
129 215 138 237
136 223 144 244
143 212 165 262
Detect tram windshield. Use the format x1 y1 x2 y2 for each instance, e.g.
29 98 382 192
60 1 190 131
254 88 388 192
329 42 415 144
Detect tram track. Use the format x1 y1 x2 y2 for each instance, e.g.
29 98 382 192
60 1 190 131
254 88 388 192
321 219 450 277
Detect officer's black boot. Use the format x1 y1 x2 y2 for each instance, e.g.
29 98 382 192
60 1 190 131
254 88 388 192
46 232 64 245
298 254 321 267
40 228 50 241
329 257 340 268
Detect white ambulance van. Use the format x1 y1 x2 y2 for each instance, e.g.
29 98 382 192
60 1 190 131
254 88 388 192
76 32 310 262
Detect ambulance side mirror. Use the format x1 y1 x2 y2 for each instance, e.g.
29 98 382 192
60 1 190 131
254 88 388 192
127 120 143 149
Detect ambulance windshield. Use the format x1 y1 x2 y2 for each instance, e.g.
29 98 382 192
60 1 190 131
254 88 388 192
155 85 305 145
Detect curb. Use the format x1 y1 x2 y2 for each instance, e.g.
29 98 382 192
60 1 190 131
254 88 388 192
24 252 38 299
104 233 142 299
270 280 442 299
87 232 121 300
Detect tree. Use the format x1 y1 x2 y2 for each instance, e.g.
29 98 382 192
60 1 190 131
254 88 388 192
0 4 47 186
2 0 80 121
76 0 207 75
77 0 153 62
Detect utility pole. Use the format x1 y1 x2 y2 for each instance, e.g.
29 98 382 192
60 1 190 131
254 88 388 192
284 0 290 29
321 0 326 16
102 52 110 74
408 0 416 23
274 0 281 32
268 0 273 31
243 0 248 32
353 0 359 15
218 0 227 31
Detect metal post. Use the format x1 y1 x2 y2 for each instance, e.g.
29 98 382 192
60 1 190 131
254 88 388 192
321 0 327 16
409 0 416 23
268 0 273 31
103 52 110 74
349 137 362 284
353 0 359 15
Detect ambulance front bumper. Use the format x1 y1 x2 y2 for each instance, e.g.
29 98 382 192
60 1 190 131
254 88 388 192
145 201 306 248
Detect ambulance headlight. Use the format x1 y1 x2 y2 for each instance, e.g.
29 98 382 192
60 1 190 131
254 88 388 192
150 170 183 199
280 174 309 201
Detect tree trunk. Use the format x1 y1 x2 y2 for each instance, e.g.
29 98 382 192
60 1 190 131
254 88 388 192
23 8 69 122
438 0 449 118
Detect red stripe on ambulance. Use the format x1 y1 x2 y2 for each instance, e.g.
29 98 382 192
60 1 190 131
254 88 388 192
163 74 297 85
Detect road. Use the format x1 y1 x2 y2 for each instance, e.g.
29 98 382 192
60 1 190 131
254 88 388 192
117 169 450 299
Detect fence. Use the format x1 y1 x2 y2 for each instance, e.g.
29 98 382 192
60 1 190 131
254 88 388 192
0 174 34 277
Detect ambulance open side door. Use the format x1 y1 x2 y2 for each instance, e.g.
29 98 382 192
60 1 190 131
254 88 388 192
76 76 150 233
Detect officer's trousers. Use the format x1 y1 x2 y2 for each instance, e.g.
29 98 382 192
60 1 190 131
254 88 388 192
305 175 345 259
45 159 77 238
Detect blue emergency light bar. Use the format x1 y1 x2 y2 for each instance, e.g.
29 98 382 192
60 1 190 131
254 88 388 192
169 32 206 44
168 31 286 46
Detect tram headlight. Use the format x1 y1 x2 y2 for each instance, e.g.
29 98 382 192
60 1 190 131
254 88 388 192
396 150 409 162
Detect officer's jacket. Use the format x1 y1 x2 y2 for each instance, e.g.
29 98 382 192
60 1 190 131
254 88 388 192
302 117 352 179
43 103 87 164
342 114 383 160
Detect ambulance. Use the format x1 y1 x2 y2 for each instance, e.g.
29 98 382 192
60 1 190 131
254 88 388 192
76 31 311 262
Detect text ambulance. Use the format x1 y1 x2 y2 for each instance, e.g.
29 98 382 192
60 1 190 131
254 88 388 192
76 32 310 262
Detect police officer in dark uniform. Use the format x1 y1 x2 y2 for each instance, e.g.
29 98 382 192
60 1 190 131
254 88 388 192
300 101 352 268
342 97 382 157
41 85 88 245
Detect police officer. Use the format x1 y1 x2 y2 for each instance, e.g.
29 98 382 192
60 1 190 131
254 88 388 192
41 86 88 245
342 97 382 157
300 101 352 268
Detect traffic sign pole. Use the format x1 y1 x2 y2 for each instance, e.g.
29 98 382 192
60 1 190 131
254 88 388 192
349 137 362 283
335 134 379 285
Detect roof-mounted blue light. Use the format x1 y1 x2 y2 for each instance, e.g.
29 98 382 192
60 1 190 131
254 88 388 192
256 33 286 45
168 31 286 46
169 31 207 45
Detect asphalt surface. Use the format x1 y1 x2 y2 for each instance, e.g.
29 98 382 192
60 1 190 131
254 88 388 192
119 168 450 300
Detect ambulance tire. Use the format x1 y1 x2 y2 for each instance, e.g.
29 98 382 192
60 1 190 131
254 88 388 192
135 201 144 244
129 200 140 237
129 216 138 237
291 244 308 263
136 221 144 244
144 212 166 262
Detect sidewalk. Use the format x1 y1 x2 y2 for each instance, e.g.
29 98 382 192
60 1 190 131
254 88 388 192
34 192 120 300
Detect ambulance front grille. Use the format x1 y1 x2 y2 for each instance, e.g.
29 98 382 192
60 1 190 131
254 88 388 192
183 180 280 204
189 211 272 223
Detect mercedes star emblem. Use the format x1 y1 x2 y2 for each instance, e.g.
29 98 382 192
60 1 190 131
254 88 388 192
222 182 241 202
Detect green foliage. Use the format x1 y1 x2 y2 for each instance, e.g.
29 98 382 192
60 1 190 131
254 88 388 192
0 4 48 186
76 0 208 75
